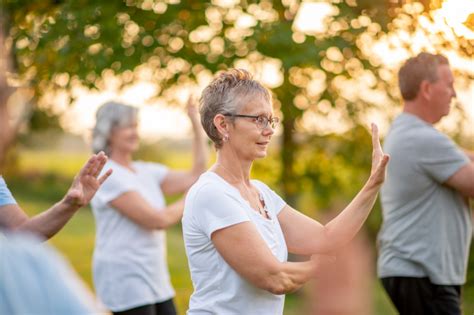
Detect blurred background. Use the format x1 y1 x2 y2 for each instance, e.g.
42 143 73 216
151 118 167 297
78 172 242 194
1 0 473 314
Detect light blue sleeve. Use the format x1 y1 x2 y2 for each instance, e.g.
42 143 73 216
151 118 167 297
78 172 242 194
0 176 17 206
0 233 102 315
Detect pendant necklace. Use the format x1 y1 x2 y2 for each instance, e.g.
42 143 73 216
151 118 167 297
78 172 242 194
215 163 269 219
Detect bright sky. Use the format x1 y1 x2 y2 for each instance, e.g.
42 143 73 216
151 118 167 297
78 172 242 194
61 0 473 141
61 82 192 142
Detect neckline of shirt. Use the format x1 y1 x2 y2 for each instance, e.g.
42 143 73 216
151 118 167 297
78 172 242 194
205 171 273 222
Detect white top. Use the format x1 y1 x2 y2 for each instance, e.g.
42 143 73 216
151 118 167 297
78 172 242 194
182 172 288 315
91 160 175 311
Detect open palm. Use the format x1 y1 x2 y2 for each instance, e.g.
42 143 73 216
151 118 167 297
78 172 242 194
64 152 112 207
370 123 390 186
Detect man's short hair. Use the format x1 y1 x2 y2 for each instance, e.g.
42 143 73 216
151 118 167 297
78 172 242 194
398 52 449 101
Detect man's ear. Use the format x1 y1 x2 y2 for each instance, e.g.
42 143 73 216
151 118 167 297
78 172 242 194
419 80 432 101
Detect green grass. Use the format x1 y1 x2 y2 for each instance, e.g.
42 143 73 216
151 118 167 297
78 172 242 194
7 149 473 314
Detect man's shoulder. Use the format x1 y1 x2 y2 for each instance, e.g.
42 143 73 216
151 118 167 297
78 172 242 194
388 114 448 144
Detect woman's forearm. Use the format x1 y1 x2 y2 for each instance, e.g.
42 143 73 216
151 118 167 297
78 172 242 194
264 254 335 295
16 198 79 239
263 260 315 295
191 122 208 174
323 177 381 249
157 198 185 229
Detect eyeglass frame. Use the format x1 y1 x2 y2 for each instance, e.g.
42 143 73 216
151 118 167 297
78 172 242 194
223 113 280 129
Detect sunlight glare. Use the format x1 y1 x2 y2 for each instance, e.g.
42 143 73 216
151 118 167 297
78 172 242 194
434 0 474 39
294 2 337 34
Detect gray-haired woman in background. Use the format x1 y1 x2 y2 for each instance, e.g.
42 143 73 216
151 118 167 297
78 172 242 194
90 99 208 315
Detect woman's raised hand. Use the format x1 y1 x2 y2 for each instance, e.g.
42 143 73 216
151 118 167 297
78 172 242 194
369 123 390 187
186 95 200 126
63 152 112 208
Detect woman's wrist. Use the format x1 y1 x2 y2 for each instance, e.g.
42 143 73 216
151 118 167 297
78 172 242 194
364 175 384 192
60 194 82 212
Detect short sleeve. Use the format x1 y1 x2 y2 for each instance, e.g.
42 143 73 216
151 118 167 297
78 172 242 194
0 176 17 206
253 181 286 215
137 162 169 184
93 168 134 208
417 132 470 183
190 184 250 239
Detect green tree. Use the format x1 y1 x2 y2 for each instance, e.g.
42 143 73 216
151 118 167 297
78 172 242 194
2 0 473 204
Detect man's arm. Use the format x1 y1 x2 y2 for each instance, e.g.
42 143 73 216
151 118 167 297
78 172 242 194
0 153 112 239
444 161 474 198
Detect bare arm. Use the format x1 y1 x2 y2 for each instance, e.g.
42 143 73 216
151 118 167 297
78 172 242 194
212 221 335 295
109 191 185 230
278 124 390 255
444 162 474 198
2 153 112 239
161 96 208 195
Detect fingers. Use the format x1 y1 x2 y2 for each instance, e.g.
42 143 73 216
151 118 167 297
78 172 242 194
373 154 390 183
98 168 113 185
186 94 195 106
77 154 97 179
371 123 382 152
187 95 199 116
91 151 108 178
78 152 108 181
380 154 390 168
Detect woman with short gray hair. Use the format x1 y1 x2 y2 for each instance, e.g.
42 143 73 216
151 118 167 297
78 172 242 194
182 69 390 314
90 98 208 315
92 101 139 155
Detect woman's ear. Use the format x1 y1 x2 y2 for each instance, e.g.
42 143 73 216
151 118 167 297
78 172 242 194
213 114 229 139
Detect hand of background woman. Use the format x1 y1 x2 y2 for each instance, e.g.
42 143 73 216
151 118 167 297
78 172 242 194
368 123 390 187
63 152 112 208
186 95 200 127
310 253 337 276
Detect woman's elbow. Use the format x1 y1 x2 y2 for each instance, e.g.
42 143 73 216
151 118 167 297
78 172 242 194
140 213 170 230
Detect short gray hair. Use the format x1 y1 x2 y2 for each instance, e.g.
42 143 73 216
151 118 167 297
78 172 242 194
92 101 138 154
399 52 449 101
200 69 271 149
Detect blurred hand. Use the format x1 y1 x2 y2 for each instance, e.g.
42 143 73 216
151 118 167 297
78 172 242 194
63 152 112 208
186 95 200 126
310 253 337 277
369 123 390 187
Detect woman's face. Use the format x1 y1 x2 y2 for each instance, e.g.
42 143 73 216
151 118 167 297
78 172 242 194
108 119 140 154
227 95 275 161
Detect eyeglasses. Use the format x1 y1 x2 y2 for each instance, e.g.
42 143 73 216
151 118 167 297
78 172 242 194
224 114 280 129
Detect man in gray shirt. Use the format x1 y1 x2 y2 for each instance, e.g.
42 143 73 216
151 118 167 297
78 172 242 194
377 52 474 314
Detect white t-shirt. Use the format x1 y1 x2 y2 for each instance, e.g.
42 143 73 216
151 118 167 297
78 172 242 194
182 171 288 315
91 160 175 311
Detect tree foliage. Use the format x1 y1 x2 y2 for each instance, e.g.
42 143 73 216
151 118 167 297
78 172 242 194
2 0 473 206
